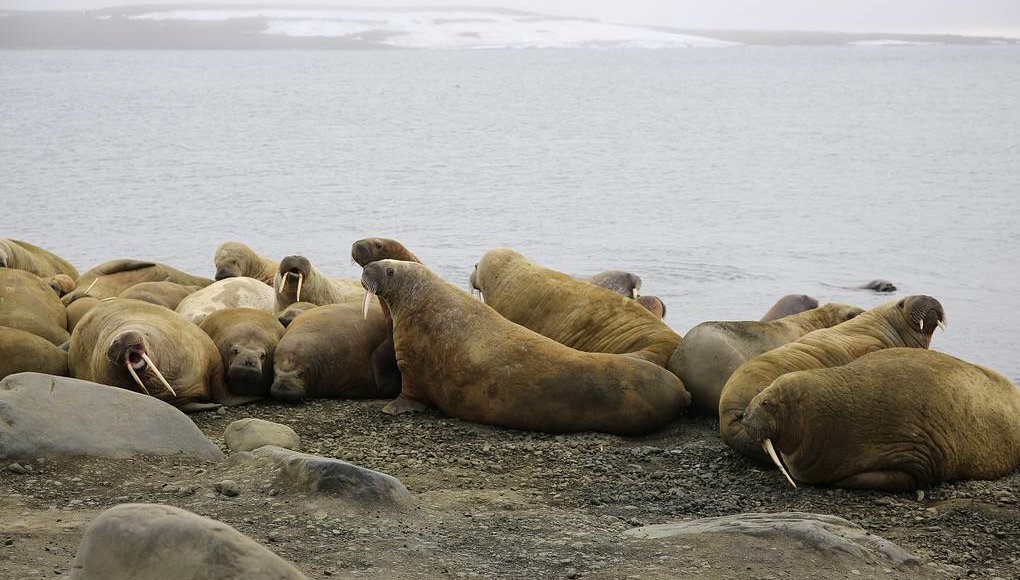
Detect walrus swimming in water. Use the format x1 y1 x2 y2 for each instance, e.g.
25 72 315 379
742 348 1020 491
469 249 680 368
0 269 69 345
119 281 201 311
274 255 363 312
719 295 944 463
0 326 69 379
669 303 863 417
586 270 642 298
0 238 79 280
176 277 275 326
63 259 212 305
759 294 819 322
214 241 279 286
363 260 690 432
199 308 284 399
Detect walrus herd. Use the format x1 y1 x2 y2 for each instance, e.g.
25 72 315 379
1 236 1018 492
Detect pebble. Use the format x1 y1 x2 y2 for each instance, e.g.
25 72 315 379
214 480 240 497
7 462 32 474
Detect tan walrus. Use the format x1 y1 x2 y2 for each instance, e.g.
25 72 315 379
65 296 101 333
119 281 201 310
469 249 680 367
668 303 863 416
0 268 70 345
199 308 285 399
68 299 230 411
63 259 212 305
742 348 1020 491
44 274 77 297
274 255 363 311
362 260 690 433
0 238 79 279
635 295 667 319
214 241 279 286
719 295 945 463
0 326 69 379
759 294 819 322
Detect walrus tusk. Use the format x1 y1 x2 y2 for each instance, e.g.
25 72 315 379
83 277 100 295
125 363 150 395
938 320 947 331
763 438 796 488
919 319 924 331
363 291 374 320
278 272 287 294
140 353 177 398
296 273 303 303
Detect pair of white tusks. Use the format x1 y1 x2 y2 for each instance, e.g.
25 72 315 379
363 291 374 319
125 353 177 398
470 288 484 302
919 319 948 331
763 438 796 488
278 272 304 303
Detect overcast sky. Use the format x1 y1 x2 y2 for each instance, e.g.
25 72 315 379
3 0 1019 37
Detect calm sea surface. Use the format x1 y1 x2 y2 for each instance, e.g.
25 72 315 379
2 47 1018 381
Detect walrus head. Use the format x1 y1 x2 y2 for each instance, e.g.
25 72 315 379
214 242 249 281
741 390 798 489
106 330 177 399
351 238 420 267
896 295 946 347
362 259 433 317
588 270 642 298
47 274 76 297
277 255 312 303
636 295 666 319
270 352 310 402
225 342 270 394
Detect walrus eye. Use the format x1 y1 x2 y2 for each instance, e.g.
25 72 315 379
761 400 773 408
260 353 266 360
375 242 383 249
896 298 906 308
232 347 239 355
386 268 395 277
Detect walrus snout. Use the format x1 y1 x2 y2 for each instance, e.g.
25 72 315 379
899 295 946 336
270 373 306 401
214 266 238 281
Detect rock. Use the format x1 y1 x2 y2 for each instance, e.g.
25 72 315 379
215 480 241 497
7 462 32 474
228 445 410 505
624 512 919 566
224 418 300 453
68 503 307 579
0 373 223 462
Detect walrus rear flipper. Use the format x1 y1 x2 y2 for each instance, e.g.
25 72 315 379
178 401 223 414
98 259 158 275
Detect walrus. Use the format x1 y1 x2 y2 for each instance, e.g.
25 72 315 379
65 296 100 333
586 270 641 298
0 268 69 345
719 295 945 463
68 299 231 411
636 295 666 319
63 259 212 305
858 279 896 292
270 302 392 401
351 237 420 266
760 294 819 322
119 281 201 310
199 308 284 398
742 348 1020 491
362 260 690 432
44 274 77 297
0 238 79 279
469 249 680 367
213 241 279 286
274 255 363 312
277 301 317 327
176 277 275 326
670 303 863 417
0 326 69 379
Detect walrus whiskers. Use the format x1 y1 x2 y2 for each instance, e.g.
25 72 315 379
140 353 177 397
763 438 796 488
295 273 303 303
363 290 374 320
125 363 150 395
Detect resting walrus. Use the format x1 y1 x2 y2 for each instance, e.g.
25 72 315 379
669 303 863 416
176 277 275 325
0 268 70 345
199 308 284 399
0 238 79 279
214 241 279 286
586 270 641 298
759 294 819 322
635 295 666 319
362 260 690 433
0 326 69 379
274 255 363 312
742 348 1020 491
63 259 212 305
719 295 944 463
469 249 680 367
119 281 200 310
44 274 77 297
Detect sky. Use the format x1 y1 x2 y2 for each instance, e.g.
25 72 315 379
2 0 1018 37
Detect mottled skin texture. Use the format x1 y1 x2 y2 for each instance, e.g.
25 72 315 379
270 302 392 401
0 268 69 345
214 241 279 286
0 238 79 279
176 277 275 326
274 255 363 312
636 295 666 319
119 281 200 310
586 270 641 298
199 308 284 399
0 326 69 379
277 301 317 327
365 260 690 434
68 299 228 411
760 294 819 322
469 249 681 368
63 259 212 305
742 349 1020 491
668 303 863 417
719 296 945 463
65 297 100 333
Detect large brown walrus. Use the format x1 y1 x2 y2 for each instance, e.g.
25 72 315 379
65 296 100 333
199 308 284 399
0 268 69 345
270 302 392 401
63 259 212 305
68 299 229 411
176 277 275 326
469 249 681 368
119 281 200 310
214 241 279 285
759 294 819 322
44 274 77 297
718 295 945 463
362 260 690 433
742 348 1020 491
0 326 69 379
274 255 363 312
0 238 79 279
668 303 863 416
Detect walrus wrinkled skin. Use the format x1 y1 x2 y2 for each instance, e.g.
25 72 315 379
214 241 279 286
586 270 641 298
364 260 690 434
668 303 863 417
0 238 79 279
199 308 284 398
469 249 681 368
760 294 819 322
742 348 1020 491
636 295 666 319
274 255 363 312
0 268 69 345
119 281 200 310
176 277 275 326
719 295 944 463
68 299 228 411
270 302 391 401
277 301 317 327
65 296 100 333
0 326 69 379
63 259 212 305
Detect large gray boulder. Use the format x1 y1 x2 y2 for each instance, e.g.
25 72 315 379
224 418 300 453
69 503 308 580
0 372 223 461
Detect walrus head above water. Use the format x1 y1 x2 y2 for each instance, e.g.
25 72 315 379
105 330 178 399
351 237 420 268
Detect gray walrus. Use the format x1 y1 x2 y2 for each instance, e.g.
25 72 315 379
63 259 212 305
176 277 275 326
274 255 363 312
199 308 284 399
0 326 69 379
0 268 69 345
586 270 641 298
0 238 79 279
742 348 1020 491
759 294 819 322
119 281 200 311
214 241 279 286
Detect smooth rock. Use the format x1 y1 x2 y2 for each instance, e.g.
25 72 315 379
68 503 307 580
0 372 223 461
215 480 241 497
224 418 300 453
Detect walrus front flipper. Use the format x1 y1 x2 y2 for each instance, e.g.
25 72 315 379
178 402 223 414
382 394 429 415
218 395 264 407
831 470 918 492
371 338 402 398
97 259 158 275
